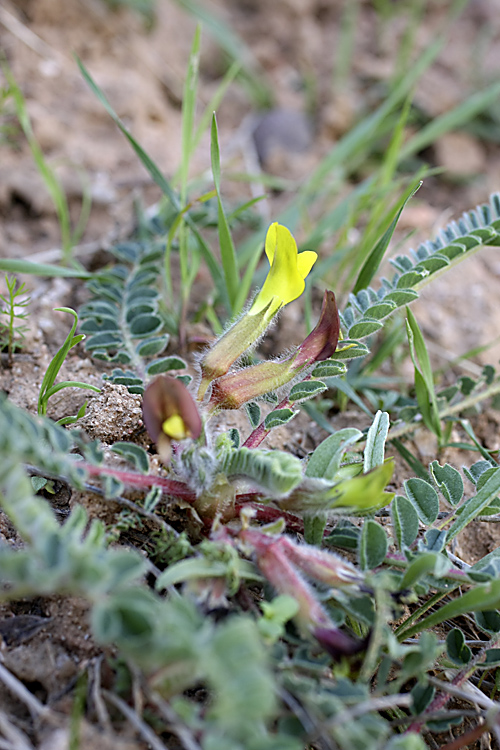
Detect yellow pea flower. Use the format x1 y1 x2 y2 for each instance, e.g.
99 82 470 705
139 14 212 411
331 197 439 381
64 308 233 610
198 223 317 399
249 223 317 317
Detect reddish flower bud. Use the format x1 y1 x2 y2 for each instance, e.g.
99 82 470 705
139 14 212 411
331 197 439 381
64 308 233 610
142 375 202 462
292 290 340 370
208 290 340 411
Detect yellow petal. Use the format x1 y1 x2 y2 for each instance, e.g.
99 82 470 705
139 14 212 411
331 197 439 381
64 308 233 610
162 414 189 440
264 222 278 265
250 223 317 316
296 250 318 279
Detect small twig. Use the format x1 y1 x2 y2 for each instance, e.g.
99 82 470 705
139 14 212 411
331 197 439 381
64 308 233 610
102 689 169 750
0 709 35 750
278 688 338 750
0 4 66 66
390 708 481 727
90 657 112 733
426 675 497 711
387 380 500 443
328 694 413 728
0 662 58 724
242 395 291 449
148 691 203 750
437 718 490 750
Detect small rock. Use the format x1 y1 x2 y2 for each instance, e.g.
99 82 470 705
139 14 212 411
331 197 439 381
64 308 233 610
252 108 313 166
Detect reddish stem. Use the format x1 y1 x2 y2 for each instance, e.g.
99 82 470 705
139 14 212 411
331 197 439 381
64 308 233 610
437 721 487 750
82 463 197 502
242 395 291 449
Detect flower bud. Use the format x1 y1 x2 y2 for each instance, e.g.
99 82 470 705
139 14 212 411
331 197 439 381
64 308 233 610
208 290 340 411
142 375 202 462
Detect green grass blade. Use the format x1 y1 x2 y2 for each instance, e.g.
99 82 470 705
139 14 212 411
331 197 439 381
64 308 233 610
406 308 441 440
5 66 73 263
401 79 500 161
303 35 445 196
76 57 228 308
192 61 241 156
353 181 421 294
211 114 240 312
171 0 271 106
0 259 93 278
399 578 500 641
180 25 201 204
38 308 80 415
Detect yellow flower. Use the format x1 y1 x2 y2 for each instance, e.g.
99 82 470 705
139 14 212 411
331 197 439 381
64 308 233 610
198 222 317 399
249 223 317 317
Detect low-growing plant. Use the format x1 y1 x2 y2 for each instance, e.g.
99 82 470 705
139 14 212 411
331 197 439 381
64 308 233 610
0 274 30 366
5 16 500 747
4 193 500 747
37 307 100 425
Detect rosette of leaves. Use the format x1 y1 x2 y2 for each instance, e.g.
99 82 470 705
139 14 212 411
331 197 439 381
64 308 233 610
80 241 186 393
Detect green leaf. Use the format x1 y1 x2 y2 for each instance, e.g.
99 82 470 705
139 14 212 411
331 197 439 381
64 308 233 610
128 314 163 338
383 289 419 306
363 410 389 472
365 301 396 319
391 495 419 550
303 515 327 546
245 402 261 429
423 528 446 552
311 360 347 378
475 610 500 634
399 579 500 641
348 318 383 339
37 308 97 417
406 307 441 439
430 461 463 506
264 409 297 430
156 557 261 589
111 442 150 474
289 380 327 403
85 331 123 350
331 340 370 360
353 182 420 293
135 335 170 357
146 356 187 376
358 519 387 570
411 683 435 714
400 552 450 590
482 649 500 668
306 428 363 480
446 467 500 544
404 477 439 525
446 628 472 666
0 259 94 278
325 524 360 550
386 734 427 750
223 448 303 497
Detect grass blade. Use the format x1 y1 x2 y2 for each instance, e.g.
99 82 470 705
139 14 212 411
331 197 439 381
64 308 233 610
0 259 93 278
406 308 442 441
211 114 240 313
76 57 229 310
353 181 421 294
